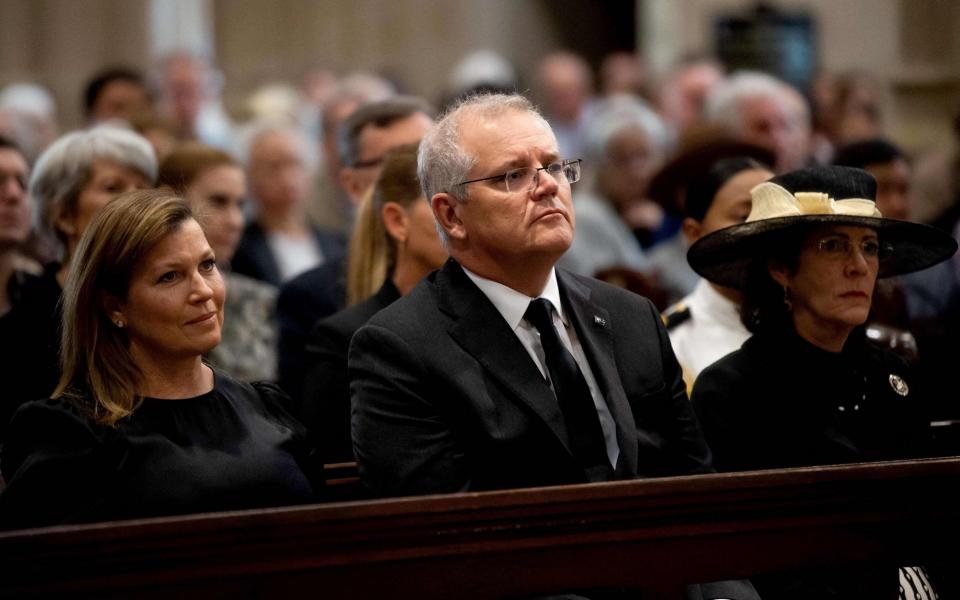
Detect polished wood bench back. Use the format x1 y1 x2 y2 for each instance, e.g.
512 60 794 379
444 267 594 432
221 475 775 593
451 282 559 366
2 458 959 598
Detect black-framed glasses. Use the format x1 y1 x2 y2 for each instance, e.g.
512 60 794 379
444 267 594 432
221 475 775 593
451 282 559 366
814 235 893 261
457 159 582 193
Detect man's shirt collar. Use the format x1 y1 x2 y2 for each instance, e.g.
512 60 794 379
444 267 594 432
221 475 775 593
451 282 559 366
461 265 566 330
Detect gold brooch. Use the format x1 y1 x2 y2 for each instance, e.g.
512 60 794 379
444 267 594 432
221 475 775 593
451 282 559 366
889 374 909 397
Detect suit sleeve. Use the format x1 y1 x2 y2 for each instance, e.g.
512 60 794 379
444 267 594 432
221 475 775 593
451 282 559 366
349 322 469 497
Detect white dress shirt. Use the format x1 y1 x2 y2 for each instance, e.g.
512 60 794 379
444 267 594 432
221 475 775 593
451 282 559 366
462 266 620 468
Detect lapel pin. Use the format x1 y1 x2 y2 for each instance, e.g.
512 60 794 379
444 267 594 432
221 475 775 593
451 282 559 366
593 315 607 327
888 374 909 397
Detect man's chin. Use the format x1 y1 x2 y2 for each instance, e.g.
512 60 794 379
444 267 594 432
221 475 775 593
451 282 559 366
532 233 573 257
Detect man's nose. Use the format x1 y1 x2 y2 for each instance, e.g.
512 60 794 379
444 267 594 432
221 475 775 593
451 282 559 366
532 166 560 197
0 176 24 203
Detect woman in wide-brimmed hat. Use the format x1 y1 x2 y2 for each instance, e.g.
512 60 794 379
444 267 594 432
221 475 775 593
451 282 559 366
688 164 956 598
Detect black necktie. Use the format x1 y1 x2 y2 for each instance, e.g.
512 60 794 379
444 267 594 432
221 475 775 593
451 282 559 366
524 298 612 476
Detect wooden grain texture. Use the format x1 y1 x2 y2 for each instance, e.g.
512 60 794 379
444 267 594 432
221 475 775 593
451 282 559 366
2 458 959 598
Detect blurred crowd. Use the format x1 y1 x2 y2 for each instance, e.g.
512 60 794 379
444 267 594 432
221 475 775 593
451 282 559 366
1 46 959 419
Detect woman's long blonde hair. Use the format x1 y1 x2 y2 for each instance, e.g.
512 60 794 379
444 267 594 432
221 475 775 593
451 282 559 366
346 142 424 305
54 189 194 426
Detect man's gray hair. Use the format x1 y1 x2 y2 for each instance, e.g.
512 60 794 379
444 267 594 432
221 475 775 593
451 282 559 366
417 93 550 245
337 95 435 167
418 93 550 202
29 124 157 248
584 95 669 165
704 71 790 135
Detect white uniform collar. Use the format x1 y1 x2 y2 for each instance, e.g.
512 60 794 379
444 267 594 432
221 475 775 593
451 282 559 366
690 279 741 329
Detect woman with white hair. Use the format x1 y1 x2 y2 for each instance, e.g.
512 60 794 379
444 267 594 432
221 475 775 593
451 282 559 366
0 125 155 437
558 95 677 301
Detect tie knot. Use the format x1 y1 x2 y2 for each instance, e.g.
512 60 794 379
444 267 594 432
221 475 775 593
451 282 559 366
524 298 556 335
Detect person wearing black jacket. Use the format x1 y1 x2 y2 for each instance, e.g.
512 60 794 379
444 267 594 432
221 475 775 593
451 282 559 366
689 165 956 599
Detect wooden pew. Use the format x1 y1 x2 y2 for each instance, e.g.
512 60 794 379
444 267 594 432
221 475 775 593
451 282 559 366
2 457 959 598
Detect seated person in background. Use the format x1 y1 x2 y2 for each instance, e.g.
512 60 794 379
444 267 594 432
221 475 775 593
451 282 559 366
231 121 344 287
689 165 955 600
558 96 662 280
704 71 812 174
0 190 322 530
302 142 446 463
350 92 755 600
0 125 154 439
158 142 278 382
82 66 152 126
0 135 38 317
276 97 433 401
663 156 773 391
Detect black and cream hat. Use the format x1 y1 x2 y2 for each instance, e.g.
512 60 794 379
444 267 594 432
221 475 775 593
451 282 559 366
687 165 958 289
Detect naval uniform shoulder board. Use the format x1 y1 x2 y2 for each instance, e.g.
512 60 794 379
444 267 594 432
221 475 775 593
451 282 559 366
661 302 692 331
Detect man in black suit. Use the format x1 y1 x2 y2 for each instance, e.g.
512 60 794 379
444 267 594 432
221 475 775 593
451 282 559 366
350 94 755 599
350 94 713 494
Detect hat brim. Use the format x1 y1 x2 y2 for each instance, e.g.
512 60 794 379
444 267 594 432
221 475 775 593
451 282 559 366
687 215 958 289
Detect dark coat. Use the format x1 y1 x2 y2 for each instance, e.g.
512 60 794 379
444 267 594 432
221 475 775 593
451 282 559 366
0 263 62 441
302 278 400 463
275 258 345 405
691 325 933 473
691 324 933 600
349 259 713 497
231 221 345 288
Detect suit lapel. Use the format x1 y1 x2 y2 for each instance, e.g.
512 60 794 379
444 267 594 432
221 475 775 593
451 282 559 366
437 261 573 454
558 270 639 477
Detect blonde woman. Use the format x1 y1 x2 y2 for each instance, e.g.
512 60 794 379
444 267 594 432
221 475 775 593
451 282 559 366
302 142 446 462
0 190 322 529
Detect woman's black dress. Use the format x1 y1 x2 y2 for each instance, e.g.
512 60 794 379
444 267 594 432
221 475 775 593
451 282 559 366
692 325 931 472
0 371 323 530
692 324 934 599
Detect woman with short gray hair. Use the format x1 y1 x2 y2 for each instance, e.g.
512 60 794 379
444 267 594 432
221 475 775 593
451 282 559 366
30 125 156 269
558 96 669 292
0 125 155 436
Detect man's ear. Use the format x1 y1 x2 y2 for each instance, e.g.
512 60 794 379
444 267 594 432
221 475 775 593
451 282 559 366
680 217 703 246
381 201 409 245
432 193 465 242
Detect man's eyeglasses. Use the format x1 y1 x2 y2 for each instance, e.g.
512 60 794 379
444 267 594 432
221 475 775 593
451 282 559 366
457 159 582 193
814 235 893 261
